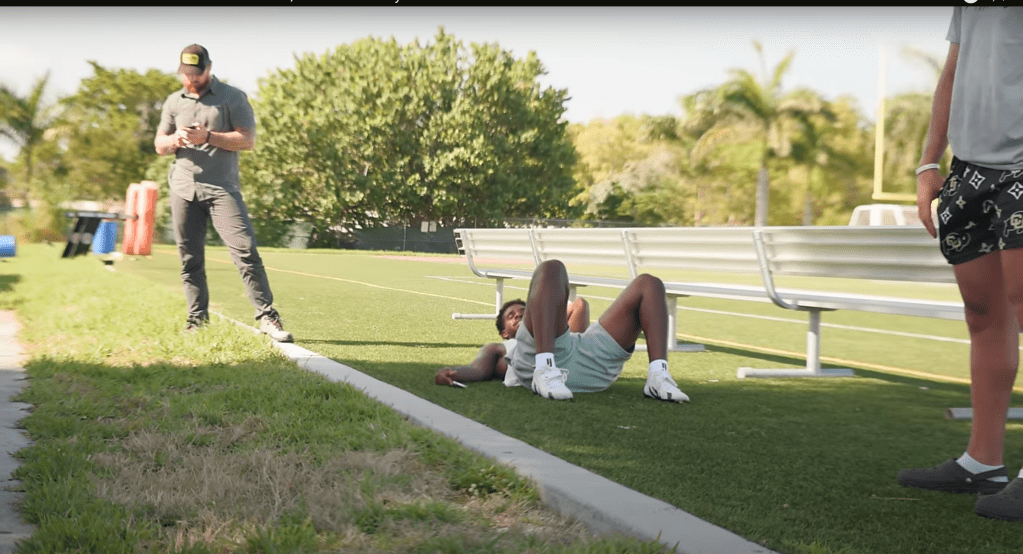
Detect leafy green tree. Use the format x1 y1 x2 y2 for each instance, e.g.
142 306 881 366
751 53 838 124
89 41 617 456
877 46 946 198
0 72 56 203
570 111 784 226
0 164 10 210
568 115 660 221
46 62 180 200
681 41 832 226
243 28 577 242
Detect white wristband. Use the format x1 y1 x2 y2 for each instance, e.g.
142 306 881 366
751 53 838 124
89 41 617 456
915 163 941 176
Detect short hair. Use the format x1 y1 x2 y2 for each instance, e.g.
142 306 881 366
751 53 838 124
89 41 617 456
496 299 525 335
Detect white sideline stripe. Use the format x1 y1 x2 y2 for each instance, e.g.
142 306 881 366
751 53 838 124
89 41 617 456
426 276 976 347
217 311 778 554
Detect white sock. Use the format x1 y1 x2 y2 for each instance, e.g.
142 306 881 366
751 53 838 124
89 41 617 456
535 353 555 372
957 452 1008 481
1018 468 1023 480
649 359 668 375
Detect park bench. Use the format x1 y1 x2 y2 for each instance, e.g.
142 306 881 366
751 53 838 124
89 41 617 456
452 225 963 379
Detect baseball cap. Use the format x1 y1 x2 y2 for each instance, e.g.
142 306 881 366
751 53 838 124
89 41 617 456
178 44 211 77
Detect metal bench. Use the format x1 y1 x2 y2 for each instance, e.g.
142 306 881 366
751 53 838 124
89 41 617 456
453 226 962 379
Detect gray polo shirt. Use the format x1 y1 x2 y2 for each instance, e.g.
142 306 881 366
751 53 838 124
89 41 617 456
946 7 1023 170
157 76 256 199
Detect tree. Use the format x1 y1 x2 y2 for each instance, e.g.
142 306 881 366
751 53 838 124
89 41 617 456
568 115 658 220
46 62 180 200
877 46 946 198
0 72 55 202
680 41 831 226
243 28 577 243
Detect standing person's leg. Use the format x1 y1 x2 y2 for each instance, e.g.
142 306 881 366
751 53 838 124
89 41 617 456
900 159 1014 495
208 189 292 342
974 248 1023 519
598 274 689 402
208 189 273 319
957 252 1018 467
170 191 210 327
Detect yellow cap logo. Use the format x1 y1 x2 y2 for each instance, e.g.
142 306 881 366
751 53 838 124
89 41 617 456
181 53 200 65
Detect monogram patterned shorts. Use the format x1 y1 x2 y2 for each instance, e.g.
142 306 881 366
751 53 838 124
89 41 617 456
937 157 1023 265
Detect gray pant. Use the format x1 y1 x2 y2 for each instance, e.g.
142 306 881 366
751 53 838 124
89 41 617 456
170 188 275 321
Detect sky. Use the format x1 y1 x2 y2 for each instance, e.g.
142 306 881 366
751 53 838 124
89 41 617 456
0 6 956 163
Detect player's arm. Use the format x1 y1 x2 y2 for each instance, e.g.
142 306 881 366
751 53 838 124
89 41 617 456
435 343 508 385
207 125 255 151
155 101 181 155
176 124 254 152
917 42 958 239
204 91 257 152
566 297 590 332
155 130 180 156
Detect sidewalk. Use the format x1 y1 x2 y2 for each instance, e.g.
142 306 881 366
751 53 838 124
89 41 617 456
0 312 35 553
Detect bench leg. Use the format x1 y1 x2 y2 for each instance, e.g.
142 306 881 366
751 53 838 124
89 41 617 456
635 295 705 353
737 310 854 379
452 277 504 320
62 216 104 258
945 408 1023 421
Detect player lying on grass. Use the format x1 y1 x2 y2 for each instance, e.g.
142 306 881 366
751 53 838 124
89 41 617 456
435 259 689 402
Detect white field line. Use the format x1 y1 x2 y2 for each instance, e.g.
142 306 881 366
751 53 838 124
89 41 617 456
425 275 976 348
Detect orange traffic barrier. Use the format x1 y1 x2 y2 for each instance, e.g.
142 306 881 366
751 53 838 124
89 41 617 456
133 181 159 256
122 183 140 255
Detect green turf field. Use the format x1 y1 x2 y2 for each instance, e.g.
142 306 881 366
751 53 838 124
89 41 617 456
8 242 1023 554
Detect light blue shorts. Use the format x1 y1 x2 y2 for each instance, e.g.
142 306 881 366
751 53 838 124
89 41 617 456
509 321 633 393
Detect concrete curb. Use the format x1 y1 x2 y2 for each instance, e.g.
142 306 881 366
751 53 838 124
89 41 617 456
223 314 777 554
0 312 35 553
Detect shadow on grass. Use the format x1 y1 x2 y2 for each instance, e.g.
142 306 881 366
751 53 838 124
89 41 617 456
334 356 1022 554
13 334 1014 553
11 355 611 554
699 342 972 395
0 274 22 295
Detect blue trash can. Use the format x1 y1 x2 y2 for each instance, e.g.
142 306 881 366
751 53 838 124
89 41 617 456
91 221 117 255
0 235 14 258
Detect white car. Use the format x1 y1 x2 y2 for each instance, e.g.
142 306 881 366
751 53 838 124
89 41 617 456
848 203 925 227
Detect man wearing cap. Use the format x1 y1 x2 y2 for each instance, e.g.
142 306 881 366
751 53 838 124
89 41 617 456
155 44 293 342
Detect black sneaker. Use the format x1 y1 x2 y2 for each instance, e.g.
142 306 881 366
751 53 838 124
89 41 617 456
975 477 1023 521
898 458 1008 495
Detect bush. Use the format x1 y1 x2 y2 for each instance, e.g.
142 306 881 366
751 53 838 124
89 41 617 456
0 206 68 244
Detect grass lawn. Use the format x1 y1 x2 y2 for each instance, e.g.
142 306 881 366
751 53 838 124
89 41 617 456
0 244 668 554
6 241 1023 554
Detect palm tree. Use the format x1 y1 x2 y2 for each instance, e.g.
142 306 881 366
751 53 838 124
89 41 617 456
879 46 946 197
681 41 830 226
0 72 55 203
